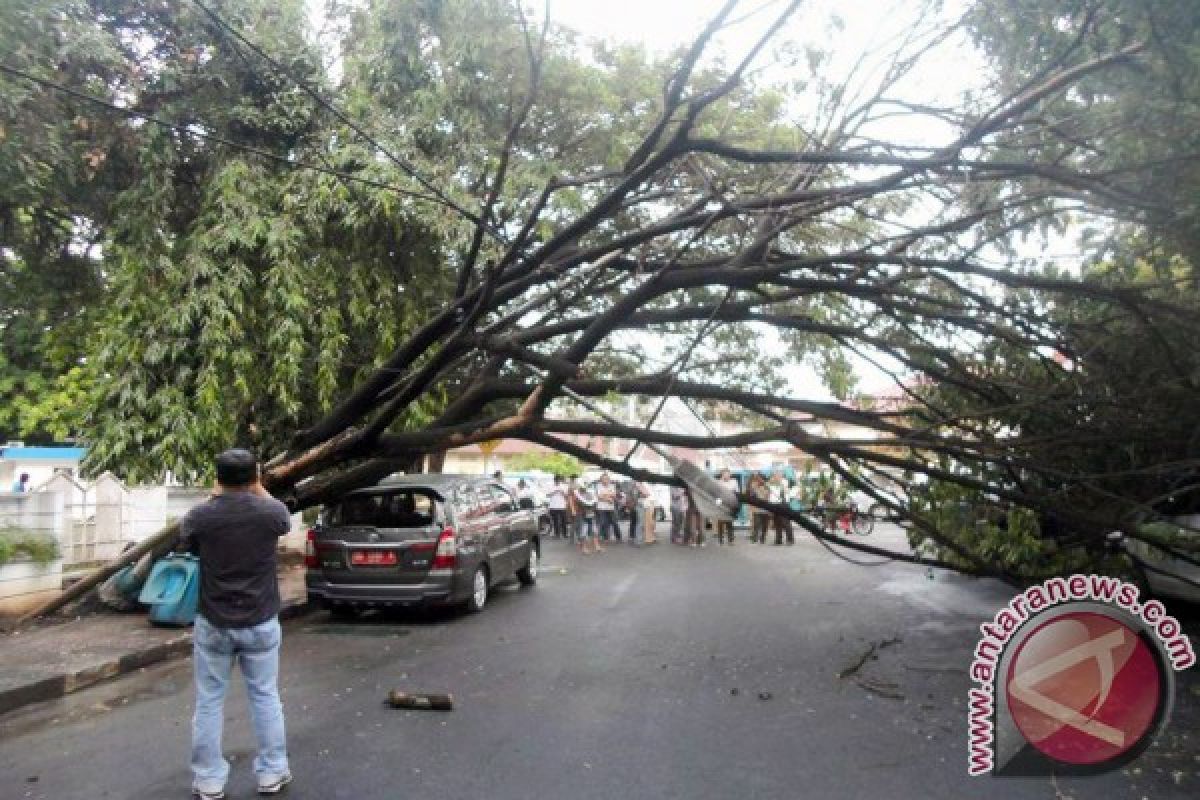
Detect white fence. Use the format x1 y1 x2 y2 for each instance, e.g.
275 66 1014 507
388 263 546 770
0 473 306 614
0 489 66 614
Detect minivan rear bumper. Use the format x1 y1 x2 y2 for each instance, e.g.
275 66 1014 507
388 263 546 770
305 573 460 608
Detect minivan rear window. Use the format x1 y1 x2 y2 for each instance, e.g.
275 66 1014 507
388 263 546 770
324 491 437 528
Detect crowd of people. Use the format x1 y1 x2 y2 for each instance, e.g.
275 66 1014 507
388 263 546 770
534 467 819 553
539 472 658 554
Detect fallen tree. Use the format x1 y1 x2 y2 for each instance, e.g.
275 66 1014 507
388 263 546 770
13 1 1200 623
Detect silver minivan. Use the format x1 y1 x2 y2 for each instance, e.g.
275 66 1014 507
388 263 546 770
305 475 540 615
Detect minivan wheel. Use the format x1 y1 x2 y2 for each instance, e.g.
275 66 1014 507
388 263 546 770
516 546 539 586
466 565 489 613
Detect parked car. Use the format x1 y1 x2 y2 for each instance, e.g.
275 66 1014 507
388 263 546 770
305 474 540 616
1124 514 1200 605
501 472 554 535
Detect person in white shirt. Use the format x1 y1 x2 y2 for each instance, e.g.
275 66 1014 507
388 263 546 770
569 478 601 554
594 473 619 542
746 473 770 544
767 472 794 545
637 482 658 544
669 486 688 544
715 468 740 545
515 479 536 510
546 476 569 538
620 480 642 544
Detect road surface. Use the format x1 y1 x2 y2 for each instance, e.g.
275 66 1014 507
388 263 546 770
2 523 1196 799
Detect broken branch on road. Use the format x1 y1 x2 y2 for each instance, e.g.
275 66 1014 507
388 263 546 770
838 635 903 680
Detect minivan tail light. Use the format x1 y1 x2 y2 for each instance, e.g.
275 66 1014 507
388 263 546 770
431 528 457 569
304 528 318 568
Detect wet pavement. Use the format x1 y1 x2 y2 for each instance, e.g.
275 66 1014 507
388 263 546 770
1 524 1196 799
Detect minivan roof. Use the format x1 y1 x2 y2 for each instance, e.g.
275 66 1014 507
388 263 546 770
339 474 492 499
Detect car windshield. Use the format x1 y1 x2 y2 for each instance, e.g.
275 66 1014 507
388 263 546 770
324 490 438 528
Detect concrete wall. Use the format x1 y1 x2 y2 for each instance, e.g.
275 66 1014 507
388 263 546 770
0 491 65 614
0 477 310 612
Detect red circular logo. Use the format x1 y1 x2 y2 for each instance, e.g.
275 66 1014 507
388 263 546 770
1005 611 1162 765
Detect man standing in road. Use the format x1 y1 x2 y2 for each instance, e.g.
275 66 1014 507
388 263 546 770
594 473 620 543
670 485 689 545
768 471 795 546
547 475 569 539
621 478 641 543
180 449 293 799
715 468 739 545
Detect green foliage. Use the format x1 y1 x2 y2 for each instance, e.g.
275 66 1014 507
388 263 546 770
506 451 584 477
1136 521 1200 555
902 251 1200 574
0 527 60 567
884 0 1200 575
794 467 848 508
1 0 451 480
968 0 1200 261
905 479 1094 577
2 0 817 480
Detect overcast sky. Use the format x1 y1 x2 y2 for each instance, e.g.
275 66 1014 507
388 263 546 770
543 1 989 396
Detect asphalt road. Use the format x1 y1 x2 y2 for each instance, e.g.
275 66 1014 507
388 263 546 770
2 523 1197 800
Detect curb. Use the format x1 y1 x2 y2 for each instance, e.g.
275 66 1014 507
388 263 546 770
0 600 313 716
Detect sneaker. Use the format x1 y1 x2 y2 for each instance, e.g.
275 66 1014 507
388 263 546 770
193 788 225 800
258 773 293 795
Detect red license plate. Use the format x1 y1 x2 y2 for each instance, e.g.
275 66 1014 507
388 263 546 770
351 550 397 566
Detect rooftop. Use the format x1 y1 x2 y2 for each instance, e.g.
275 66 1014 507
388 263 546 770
0 446 87 462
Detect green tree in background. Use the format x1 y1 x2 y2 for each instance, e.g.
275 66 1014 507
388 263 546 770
1 0 809 480
899 0 1200 573
2 0 447 479
507 451 584 477
5 0 1200 586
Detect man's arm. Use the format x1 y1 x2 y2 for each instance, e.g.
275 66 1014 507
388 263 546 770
273 499 293 538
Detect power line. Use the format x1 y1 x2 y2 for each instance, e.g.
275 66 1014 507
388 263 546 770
0 62 443 204
186 0 500 240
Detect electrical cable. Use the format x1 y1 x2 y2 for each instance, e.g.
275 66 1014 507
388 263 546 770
810 530 897 566
621 284 739 465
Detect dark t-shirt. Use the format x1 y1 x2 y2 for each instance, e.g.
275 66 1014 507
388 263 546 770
179 491 292 628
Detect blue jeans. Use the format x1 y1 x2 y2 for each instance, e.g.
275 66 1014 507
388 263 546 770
595 510 618 540
192 614 289 792
574 514 594 542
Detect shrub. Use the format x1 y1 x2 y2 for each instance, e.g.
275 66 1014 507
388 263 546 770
0 527 60 567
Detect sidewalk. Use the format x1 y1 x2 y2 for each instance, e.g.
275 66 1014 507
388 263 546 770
0 564 310 715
